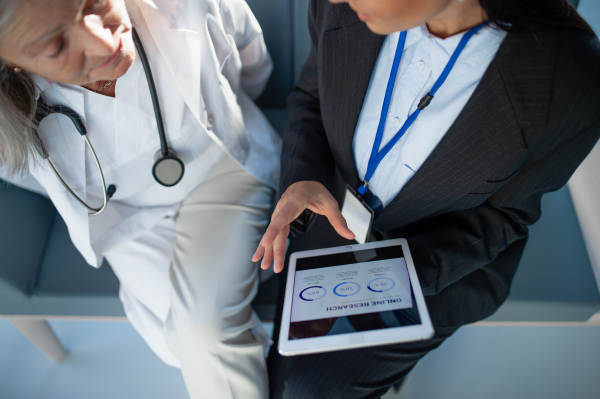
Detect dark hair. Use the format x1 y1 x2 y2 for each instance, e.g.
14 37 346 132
480 0 594 34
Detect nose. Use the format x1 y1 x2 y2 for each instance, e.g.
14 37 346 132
78 14 116 57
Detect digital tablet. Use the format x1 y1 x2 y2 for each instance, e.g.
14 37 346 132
278 238 434 356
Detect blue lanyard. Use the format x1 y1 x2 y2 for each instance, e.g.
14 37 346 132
357 21 490 196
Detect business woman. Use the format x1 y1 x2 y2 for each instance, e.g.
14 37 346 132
253 0 600 397
0 0 280 398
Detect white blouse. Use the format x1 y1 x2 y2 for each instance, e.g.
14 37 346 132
353 23 507 208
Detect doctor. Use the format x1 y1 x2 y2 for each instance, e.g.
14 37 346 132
0 0 280 398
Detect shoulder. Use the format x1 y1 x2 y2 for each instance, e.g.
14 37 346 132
496 29 600 141
554 31 600 93
551 31 600 131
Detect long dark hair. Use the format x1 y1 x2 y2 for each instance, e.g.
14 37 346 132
480 0 594 34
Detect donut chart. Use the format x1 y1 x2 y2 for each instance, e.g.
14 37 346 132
333 282 361 297
299 286 327 301
367 278 395 292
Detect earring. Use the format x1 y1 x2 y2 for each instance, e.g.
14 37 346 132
13 67 22 73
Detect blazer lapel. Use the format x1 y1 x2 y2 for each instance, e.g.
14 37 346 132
320 7 385 186
374 31 556 231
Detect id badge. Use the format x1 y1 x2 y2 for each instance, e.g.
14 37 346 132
341 185 374 244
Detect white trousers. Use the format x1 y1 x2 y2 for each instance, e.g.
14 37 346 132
104 155 273 399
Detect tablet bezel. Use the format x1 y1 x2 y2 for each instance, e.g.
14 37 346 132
278 238 434 356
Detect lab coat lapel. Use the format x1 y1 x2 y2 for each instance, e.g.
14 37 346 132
136 0 205 126
374 31 556 231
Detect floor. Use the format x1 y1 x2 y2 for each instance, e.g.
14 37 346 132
2 319 600 399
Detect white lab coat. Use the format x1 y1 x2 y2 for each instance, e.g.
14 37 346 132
2 0 281 268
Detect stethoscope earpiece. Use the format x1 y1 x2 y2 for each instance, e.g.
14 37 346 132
152 149 185 187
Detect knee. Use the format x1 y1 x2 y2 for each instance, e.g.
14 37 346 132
165 303 256 353
165 309 223 351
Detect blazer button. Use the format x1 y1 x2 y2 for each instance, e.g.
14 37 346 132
207 112 215 129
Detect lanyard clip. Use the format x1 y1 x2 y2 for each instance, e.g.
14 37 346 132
417 93 433 110
357 181 368 197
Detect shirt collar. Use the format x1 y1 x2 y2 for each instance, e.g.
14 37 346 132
387 23 507 78
388 24 426 57
32 75 57 96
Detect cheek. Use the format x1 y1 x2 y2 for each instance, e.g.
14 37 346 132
28 49 89 85
107 0 131 27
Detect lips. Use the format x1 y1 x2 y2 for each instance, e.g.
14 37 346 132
356 12 372 22
95 37 123 71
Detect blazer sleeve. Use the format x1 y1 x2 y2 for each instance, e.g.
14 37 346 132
219 0 273 99
279 0 337 195
406 116 600 297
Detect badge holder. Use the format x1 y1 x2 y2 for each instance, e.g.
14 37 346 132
341 184 374 244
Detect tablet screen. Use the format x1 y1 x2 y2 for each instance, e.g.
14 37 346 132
288 245 422 340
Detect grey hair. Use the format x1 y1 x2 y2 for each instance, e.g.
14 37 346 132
0 0 41 176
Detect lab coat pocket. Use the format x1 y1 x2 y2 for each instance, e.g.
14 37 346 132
205 15 241 93
206 15 233 69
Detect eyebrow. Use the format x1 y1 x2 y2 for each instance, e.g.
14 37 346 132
21 0 86 54
22 26 63 53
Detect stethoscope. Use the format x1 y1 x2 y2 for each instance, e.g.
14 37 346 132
33 29 184 215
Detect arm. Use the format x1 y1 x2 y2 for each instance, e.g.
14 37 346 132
219 0 272 99
406 118 600 296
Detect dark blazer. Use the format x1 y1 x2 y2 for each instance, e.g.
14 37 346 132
280 1 600 327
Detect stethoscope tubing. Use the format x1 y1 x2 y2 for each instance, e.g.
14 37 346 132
131 28 169 157
34 97 110 215
33 28 179 215
44 135 109 215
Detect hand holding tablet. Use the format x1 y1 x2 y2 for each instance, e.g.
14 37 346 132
278 239 434 356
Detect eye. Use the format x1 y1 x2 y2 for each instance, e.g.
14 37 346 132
45 36 66 58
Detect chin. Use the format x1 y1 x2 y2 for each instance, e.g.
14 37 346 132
116 37 136 76
364 20 396 35
115 51 135 79
108 43 136 80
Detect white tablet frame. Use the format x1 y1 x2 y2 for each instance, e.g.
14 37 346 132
278 238 434 356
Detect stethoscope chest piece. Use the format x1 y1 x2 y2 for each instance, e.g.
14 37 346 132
153 149 185 187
